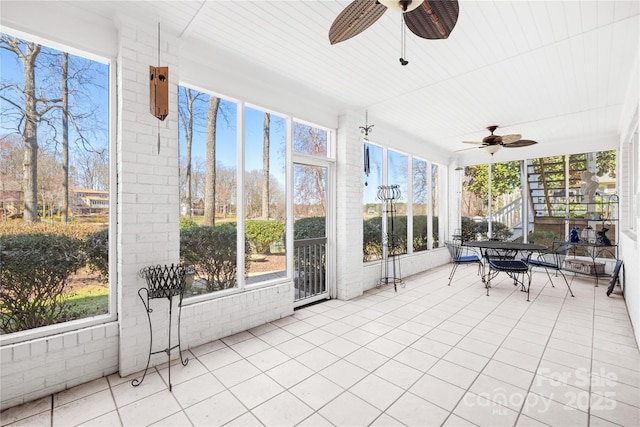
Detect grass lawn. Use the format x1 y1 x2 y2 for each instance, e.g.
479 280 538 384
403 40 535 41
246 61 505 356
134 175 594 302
65 283 109 318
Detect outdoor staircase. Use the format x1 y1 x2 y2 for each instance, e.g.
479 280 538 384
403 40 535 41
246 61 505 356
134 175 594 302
527 155 587 218
526 155 588 238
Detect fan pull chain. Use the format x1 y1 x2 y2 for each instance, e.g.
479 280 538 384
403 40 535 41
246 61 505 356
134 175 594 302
400 14 408 66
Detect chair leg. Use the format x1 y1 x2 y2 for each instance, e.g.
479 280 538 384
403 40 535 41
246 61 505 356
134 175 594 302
558 269 574 297
448 263 459 286
525 271 532 302
544 267 556 288
540 266 575 297
485 273 491 296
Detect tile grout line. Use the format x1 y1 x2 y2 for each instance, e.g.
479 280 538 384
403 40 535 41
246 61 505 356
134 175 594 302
439 273 559 426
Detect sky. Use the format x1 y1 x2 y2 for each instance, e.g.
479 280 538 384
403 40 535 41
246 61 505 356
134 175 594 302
0 31 283 187
0 35 110 153
177 89 287 186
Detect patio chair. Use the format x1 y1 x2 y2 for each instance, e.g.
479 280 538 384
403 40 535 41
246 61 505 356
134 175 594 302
445 240 482 286
484 248 532 301
527 241 575 297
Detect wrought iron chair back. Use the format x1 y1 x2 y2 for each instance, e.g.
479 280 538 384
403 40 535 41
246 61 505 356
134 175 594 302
527 241 574 297
444 240 482 286
484 249 533 300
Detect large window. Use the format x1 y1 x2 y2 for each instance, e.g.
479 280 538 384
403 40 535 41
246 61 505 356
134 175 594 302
412 158 428 252
431 163 441 248
244 106 286 284
0 32 111 335
460 150 617 244
363 143 383 261
293 120 328 158
461 160 521 241
364 143 442 261
178 87 239 296
387 150 408 255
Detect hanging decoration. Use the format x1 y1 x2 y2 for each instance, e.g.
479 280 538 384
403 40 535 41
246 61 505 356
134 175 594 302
150 23 168 153
360 111 374 186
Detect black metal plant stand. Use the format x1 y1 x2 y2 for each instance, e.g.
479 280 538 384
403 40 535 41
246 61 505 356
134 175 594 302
377 185 405 291
132 264 189 392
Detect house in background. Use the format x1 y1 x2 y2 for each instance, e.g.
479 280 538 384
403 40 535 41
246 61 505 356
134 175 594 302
0 179 22 220
71 189 109 215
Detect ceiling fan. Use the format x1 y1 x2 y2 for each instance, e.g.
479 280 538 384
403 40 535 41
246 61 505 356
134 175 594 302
328 0 460 45
461 125 538 154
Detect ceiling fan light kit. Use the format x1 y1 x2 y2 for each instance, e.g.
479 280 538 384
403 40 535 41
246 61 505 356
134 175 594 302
484 144 502 155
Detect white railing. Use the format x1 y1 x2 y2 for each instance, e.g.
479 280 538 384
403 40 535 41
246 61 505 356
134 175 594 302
491 197 522 230
293 237 327 302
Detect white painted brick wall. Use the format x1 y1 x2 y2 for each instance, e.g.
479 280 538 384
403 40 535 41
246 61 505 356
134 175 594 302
116 18 182 377
362 250 451 292
0 323 119 410
335 112 365 300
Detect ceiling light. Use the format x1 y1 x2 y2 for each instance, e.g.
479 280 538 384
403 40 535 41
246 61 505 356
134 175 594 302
378 0 423 13
484 145 501 155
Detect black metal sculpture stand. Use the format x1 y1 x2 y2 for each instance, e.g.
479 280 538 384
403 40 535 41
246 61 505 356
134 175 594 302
132 264 189 392
377 185 405 292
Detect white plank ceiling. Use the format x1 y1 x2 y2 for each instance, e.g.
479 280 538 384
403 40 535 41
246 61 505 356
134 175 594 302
63 0 639 161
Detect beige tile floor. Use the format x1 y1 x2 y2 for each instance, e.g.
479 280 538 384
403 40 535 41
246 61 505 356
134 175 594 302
2 264 639 426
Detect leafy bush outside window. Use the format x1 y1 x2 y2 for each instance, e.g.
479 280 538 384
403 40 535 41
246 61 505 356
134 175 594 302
180 224 251 295
245 220 285 254
1 233 86 333
460 217 513 242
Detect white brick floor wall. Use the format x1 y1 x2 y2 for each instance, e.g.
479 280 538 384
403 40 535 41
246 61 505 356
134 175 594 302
0 323 119 410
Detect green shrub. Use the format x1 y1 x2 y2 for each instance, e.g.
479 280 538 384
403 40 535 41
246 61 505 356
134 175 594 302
85 229 109 282
179 217 198 231
362 215 409 261
363 216 382 262
412 215 429 251
461 216 513 241
294 217 325 240
180 224 251 292
0 233 86 333
245 220 285 254
0 219 104 239
527 230 561 248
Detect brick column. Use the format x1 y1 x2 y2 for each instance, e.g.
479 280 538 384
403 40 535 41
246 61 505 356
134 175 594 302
335 111 365 300
116 18 181 376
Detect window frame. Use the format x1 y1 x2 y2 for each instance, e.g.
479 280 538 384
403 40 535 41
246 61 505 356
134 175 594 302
0 29 116 346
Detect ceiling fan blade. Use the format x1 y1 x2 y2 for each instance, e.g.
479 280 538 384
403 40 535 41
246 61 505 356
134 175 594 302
455 146 480 153
329 0 387 45
404 0 459 39
500 134 522 144
504 139 538 148
462 140 483 145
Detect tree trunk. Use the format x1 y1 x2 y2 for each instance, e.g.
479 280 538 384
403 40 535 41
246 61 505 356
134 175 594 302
203 96 220 226
61 52 69 223
185 90 194 218
22 42 41 222
262 113 270 219
314 168 326 215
